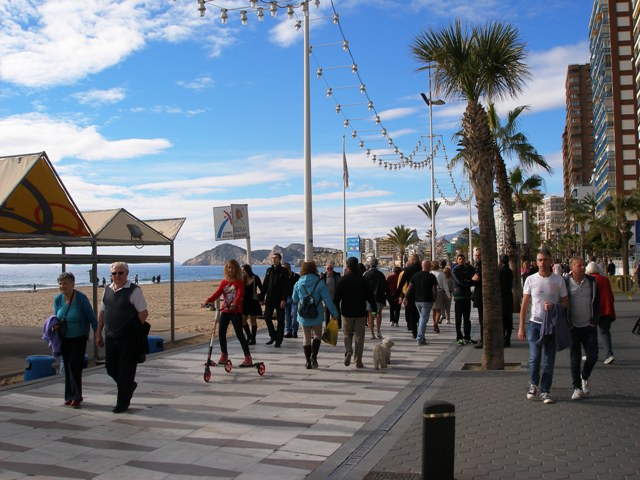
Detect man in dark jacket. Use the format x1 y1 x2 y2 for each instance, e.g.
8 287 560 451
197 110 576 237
363 257 390 340
452 253 476 346
320 261 341 326
397 253 422 338
334 256 377 368
403 260 438 345
500 255 514 347
261 252 289 347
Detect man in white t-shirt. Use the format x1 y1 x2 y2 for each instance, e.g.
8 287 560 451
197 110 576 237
518 249 568 404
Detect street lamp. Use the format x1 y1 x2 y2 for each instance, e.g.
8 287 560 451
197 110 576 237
420 92 445 261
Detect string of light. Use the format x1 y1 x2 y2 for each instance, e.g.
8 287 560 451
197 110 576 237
188 0 471 206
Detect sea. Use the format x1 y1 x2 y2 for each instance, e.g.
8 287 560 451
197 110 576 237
0 263 342 292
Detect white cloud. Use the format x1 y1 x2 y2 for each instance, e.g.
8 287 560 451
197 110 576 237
177 75 215 90
72 88 126 105
0 113 172 161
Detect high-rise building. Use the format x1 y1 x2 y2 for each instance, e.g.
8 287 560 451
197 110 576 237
563 64 596 229
588 0 639 213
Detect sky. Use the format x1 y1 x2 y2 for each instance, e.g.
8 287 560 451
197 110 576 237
0 0 592 263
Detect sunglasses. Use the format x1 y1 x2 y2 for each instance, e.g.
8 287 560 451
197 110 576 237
111 272 126 276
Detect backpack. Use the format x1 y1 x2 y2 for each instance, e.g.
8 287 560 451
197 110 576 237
298 280 320 319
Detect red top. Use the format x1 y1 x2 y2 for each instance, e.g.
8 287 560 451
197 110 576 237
205 279 244 314
590 272 616 320
387 272 399 296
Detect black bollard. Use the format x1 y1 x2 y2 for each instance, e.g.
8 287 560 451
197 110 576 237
422 400 455 480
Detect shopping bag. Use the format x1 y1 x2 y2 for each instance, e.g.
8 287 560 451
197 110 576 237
322 318 339 346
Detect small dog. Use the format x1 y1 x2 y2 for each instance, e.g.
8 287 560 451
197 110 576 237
373 338 395 370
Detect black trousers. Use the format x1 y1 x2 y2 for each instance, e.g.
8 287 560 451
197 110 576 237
61 335 87 402
404 301 418 337
105 335 138 408
455 298 472 341
218 312 250 356
264 303 285 345
388 300 401 325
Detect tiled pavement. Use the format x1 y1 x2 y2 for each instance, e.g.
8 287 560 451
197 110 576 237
2 298 639 480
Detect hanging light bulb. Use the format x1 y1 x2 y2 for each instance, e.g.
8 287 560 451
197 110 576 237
287 4 294 18
394 146 399 154
343 119 349 128
220 8 228 24
351 130 357 138
375 115 380 125
335 104 341 114
359 140 364 149
257 7 264 21
351 64 357 73
250 0 258 7
381 128 387 136
333 13 339 23
240 10 248 25
316 68 323 78
326 87 332 97
295 20 301 30
342 40 349 50
314 0 320 7
366 149 371 156
359 84 366 93
388 138 393 147
367 101 373 110
197 0 206 17
270 1 277 16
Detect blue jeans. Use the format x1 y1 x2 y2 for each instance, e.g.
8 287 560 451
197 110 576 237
527 321 556 394
570 326 598 388
285 296 299 335
416 301 434 344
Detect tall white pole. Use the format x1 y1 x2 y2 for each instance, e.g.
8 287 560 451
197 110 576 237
342 135 347 268
429 99 436 261
303 1 313 262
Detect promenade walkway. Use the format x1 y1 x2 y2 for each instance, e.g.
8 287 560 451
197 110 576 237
1 297 638 479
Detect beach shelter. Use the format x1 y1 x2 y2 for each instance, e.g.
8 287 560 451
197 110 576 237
0 152 92 245
0 152 186 342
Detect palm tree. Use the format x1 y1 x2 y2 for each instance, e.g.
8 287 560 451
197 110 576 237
417 201 441 222
412 21 529 370
387 225 419 265
487 104 551 315
604 191 640 275
566 196 589 258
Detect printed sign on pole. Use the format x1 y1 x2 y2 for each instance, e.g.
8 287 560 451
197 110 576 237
230 204 250 240
346 236 361 262
213 206 234 241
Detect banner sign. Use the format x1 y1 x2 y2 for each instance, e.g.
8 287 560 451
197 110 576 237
213 204 250 241
346 236 361 261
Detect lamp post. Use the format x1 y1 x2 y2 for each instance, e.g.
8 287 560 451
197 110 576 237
194 0 315 261
420 93 445 261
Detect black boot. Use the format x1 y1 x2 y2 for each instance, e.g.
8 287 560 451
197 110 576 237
311 338 321 368
249 326 257 345
303 345 312 369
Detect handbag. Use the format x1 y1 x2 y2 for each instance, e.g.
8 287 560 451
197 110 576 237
632 317 640 337
58 291 75 337
322 318 339 346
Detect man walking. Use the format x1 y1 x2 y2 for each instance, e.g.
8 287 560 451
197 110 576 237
565 257 600 400
283 262 300 338
586 261 616 365
334 256 377 368
96 262 149 413
363 258 390 340
518 249 568 404
451 253 476 346
320 261 341 326
261 252 289 347
403 260 438 345
386 266 402 327
397 254 422 338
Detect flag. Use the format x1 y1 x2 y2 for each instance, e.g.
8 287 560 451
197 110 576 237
342 135 349 189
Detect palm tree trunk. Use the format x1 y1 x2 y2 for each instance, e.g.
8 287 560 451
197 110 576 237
462 101 504 370
493 152 522 313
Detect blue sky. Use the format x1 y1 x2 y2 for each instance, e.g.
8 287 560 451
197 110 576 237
0 0 591 262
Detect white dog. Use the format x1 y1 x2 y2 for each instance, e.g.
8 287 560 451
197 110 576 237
373 338 395 370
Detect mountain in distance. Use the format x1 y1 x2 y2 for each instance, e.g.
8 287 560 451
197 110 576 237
182 243 343 266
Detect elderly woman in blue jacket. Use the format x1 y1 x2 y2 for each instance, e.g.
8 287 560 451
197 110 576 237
292 261 339 369
54 272 97 408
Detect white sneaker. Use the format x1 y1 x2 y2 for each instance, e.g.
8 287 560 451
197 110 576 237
581 355 587 361
526 384 537 400
540 392 554 404
571 388 583 401
581 379 591 396
604 355 615 364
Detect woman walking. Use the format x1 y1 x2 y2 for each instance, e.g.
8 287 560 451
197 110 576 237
292 261 339 369
54 272 97 408
202 259 252 366
241 264 263 345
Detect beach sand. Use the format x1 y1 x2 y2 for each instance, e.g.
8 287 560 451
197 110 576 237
0 280 226 335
